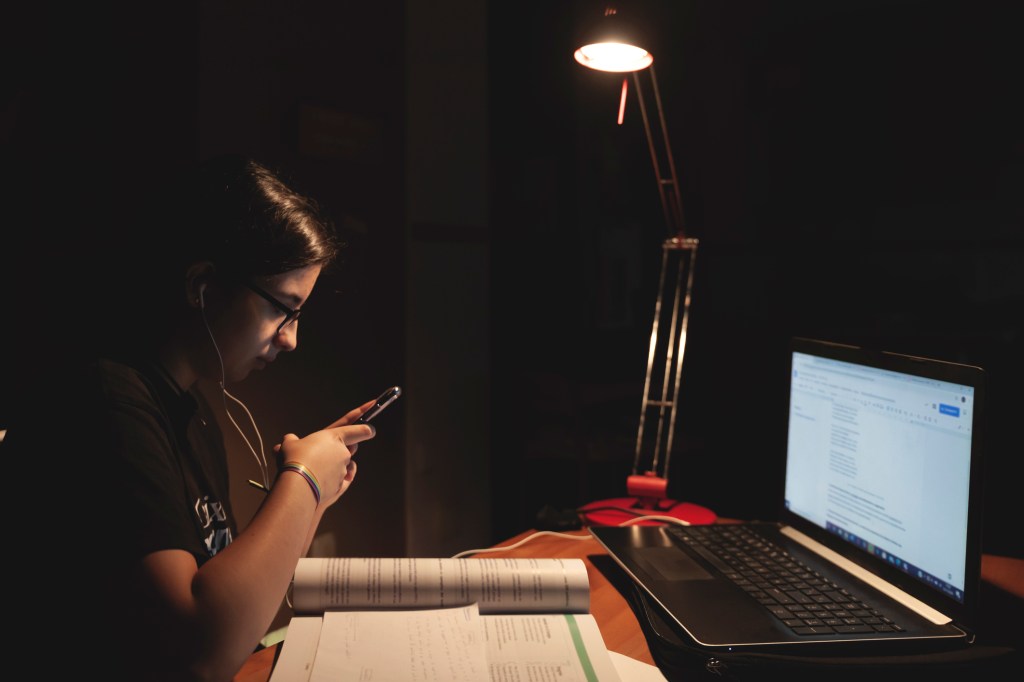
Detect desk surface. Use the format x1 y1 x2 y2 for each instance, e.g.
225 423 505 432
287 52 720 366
234 530 1024 682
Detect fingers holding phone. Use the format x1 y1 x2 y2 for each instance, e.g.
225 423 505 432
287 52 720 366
278 386 400 506
326 386 402 428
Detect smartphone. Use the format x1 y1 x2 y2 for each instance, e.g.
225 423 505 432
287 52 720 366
356 386 402 423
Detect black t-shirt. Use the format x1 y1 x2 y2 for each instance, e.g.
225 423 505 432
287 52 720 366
83 357 238 565
3 355 238 677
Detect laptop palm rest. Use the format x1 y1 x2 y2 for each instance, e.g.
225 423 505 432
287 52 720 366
636 547 715 581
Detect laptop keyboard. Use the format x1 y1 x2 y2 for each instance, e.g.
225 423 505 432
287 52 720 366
669 525 905 636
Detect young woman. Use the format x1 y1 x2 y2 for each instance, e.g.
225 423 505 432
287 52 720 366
3 155 375 681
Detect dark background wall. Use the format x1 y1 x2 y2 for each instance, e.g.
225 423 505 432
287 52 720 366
488 0 1023 558
3 0 1022 561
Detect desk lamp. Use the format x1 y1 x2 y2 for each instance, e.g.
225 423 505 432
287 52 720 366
574 4 716 526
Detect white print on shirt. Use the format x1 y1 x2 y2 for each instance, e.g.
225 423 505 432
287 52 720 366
195 495 228 529
195 495 233 556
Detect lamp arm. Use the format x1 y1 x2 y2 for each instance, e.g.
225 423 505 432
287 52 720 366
633 64 686 239
630 63 698 492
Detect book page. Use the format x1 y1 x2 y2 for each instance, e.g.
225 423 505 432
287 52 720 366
310 604 489 682
293 557 590 615
268 617 322 682
275 610 623 682
484 613 622 682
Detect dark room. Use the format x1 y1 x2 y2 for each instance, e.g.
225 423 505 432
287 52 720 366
2 1 1021 680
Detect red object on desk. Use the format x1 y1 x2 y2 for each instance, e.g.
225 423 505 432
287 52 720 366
627 472 669 498
578 471 718 526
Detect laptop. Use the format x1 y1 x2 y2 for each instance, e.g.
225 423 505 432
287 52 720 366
591 336 986 654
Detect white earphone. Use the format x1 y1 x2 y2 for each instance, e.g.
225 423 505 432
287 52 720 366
197 280 271 490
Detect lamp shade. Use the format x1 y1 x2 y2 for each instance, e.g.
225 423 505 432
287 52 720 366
573 6 653 72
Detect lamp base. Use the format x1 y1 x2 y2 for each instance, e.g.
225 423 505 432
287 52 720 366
578 497 717 527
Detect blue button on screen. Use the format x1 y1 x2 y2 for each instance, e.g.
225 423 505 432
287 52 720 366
939 403 960 417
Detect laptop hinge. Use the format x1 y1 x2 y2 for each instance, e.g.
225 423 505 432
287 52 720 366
780 526 952 625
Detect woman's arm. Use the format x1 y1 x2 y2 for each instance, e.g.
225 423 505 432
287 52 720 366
131 421 373 682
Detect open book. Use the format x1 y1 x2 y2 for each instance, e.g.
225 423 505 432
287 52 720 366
269 557 623 682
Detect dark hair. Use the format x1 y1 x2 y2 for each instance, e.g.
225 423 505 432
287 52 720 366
112 156 342 352
189 155 340 278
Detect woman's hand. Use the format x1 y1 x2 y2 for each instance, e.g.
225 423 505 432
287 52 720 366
273 397 379 506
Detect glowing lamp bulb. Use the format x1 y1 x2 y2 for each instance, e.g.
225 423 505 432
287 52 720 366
573 42 653 73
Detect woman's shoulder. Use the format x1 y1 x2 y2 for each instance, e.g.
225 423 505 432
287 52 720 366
77 356 160 403
1 357 157 459
40 355 180 430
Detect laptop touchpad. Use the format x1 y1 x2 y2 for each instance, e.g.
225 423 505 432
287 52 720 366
636 547 714 581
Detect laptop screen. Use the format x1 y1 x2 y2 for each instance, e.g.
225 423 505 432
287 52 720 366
783 348 977 605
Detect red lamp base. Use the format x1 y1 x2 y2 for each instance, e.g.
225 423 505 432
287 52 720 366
578 497 717 527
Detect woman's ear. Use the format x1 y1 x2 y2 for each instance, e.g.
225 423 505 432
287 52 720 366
184 262 216 309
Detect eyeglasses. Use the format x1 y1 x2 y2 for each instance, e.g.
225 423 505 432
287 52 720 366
244 282 302 335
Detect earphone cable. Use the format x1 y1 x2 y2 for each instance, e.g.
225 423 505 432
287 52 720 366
223 387 271 489
201 303 271 490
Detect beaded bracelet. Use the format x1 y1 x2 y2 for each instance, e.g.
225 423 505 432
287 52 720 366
280 461 322 506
